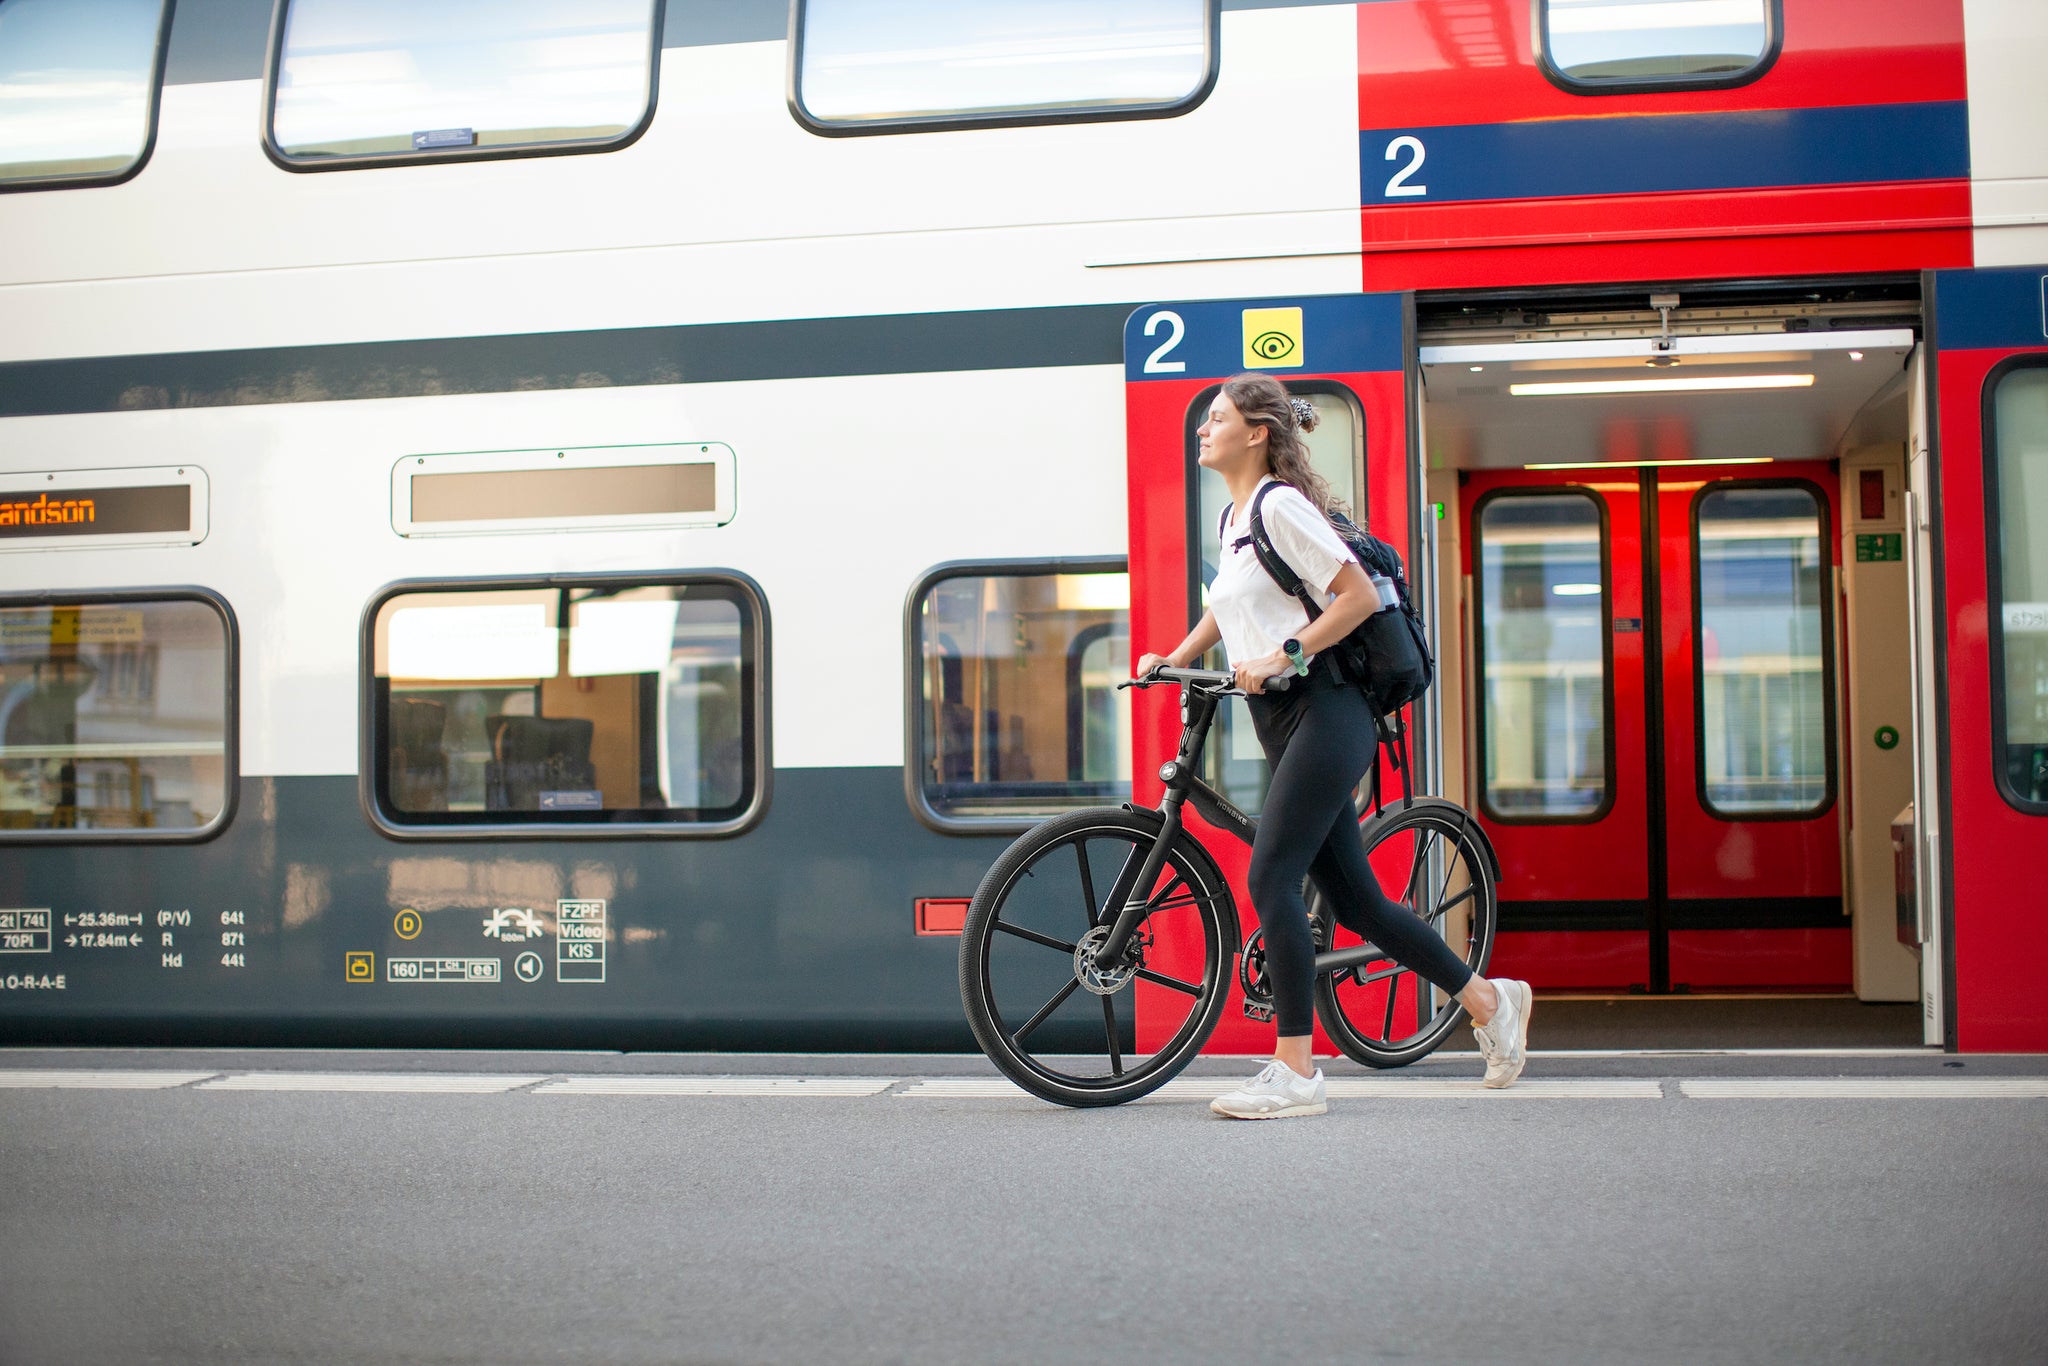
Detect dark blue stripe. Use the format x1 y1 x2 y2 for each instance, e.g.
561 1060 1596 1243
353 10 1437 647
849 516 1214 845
1935 268 2048 354
1124 294 1404 383
1360 101 1970 206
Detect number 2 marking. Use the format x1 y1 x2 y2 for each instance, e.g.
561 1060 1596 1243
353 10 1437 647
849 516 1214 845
1142 310 1186 373
1384 135 1427 198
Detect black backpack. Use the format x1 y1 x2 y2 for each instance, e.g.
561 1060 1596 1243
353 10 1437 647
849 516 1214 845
1230 480 1436 719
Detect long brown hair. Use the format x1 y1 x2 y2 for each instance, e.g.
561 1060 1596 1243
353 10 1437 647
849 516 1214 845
1220 372 1350 524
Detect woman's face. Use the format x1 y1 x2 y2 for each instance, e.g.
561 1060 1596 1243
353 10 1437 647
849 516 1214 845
1197 392 1266 474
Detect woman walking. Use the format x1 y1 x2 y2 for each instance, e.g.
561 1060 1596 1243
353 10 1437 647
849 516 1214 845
1135 373 1532 1118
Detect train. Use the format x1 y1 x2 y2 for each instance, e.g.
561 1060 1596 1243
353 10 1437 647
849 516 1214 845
2 0 2043 1053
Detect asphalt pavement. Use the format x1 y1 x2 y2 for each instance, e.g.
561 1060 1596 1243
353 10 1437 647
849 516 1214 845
1 1047 2043 1365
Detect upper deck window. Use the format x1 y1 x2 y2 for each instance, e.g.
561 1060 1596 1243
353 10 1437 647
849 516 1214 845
267 0 660 169
1539 0 1778 94
0 0 172 191
792 0 1217 136
1988 361 2048 813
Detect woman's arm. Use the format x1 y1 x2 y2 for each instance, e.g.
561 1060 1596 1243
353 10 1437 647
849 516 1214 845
1233 561 1379 694
1135 610 1222 678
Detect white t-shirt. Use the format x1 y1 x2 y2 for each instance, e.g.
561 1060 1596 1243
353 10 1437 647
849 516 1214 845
1209 478 1356 667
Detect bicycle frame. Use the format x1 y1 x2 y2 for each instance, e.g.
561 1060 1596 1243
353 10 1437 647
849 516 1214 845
1091 672 1399 982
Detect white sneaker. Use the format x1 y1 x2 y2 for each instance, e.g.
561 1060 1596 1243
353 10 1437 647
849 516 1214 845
1473 978 1533 1089
1209 1060 1328 1119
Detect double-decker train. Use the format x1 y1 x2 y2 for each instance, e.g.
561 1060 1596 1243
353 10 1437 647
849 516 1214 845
2 0 2043 1052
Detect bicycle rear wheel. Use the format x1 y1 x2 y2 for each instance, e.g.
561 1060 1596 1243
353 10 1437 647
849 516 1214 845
960 808 1234 1107
1312 798 1498 1069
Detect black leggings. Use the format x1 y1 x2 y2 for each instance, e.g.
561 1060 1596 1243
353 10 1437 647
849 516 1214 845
1246 668 1476 1037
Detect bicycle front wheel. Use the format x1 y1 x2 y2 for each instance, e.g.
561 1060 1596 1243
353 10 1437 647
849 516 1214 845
1312 798 1499 1069
960 808 1235 1107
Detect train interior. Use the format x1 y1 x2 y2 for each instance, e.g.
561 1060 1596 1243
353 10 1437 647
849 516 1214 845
1416 280 1929 1046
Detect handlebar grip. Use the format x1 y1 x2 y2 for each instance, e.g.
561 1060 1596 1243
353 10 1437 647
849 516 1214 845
1263 672 1292 692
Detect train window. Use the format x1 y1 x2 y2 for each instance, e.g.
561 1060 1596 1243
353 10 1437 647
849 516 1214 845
1189 384 1365 817
267 0 661 169
791 0 1217 136
1539 0 1779 94
908 561 1130 832
0 593 235 842
1693 484 1833 818
0 0 173 190
365 575 767 837
1987 362 2048 813
1474 491 1613 823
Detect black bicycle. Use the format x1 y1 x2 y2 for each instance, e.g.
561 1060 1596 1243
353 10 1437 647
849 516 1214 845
958 666 1500 1107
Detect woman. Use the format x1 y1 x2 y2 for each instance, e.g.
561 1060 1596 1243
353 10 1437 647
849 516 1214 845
1135 373 1532 1119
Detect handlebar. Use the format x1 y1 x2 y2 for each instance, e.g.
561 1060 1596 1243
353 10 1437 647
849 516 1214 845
1119 665 1291 695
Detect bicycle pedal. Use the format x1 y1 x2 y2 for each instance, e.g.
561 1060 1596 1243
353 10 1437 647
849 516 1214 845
1241 1000 1275 1023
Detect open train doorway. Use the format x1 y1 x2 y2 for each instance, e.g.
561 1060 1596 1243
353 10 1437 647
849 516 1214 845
1416 281 1929 1032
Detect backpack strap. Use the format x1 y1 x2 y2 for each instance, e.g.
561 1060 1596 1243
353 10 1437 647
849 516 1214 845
1243 481 1324 625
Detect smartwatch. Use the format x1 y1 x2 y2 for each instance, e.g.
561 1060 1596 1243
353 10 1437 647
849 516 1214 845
1281 639 1310 675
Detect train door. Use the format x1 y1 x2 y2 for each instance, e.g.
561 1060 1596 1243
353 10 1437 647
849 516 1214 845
1921 266 2048 1050
1460 465 1845 993
1122 293 1415 1053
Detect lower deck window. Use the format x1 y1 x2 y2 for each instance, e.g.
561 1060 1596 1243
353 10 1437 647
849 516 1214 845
368 577 764 833
0 594 233 838
911 564 1130 828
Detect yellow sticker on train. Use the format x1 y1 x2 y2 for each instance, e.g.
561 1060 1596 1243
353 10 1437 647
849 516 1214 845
1241 308 1304 369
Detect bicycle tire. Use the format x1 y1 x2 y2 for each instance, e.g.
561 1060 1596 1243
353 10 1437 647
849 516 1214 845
1311 797 1499 1069
960 807 1235 1107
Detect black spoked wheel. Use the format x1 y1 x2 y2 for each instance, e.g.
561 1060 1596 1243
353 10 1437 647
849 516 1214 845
1312 798 1499 1069
960 808 1235 1107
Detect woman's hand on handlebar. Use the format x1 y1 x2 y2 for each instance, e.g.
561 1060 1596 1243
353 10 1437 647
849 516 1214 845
1235 651 1292 695
1134 652 1172 682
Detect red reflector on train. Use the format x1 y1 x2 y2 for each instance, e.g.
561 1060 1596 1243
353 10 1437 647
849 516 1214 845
915 898 969 936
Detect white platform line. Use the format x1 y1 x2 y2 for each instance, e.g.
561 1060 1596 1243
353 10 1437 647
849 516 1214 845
1680 1078 2048 1099
533 1076 896 1096
0 1069 218 1089
899 1077 1663 1100
198 1073 547 1094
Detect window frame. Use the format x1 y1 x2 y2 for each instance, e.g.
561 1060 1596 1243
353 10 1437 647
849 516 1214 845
358 569 770 840
0 0 177 195
903 556 1130 836
1534 0 1784 97
0 585 239 845
786 0 1221 139
260 0 665 173
1688 477 1838 823
1983 354 2048 817
1469 485 1618 826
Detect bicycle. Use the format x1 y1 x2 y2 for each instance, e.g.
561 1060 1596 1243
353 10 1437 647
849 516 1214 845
958 665 1500 1108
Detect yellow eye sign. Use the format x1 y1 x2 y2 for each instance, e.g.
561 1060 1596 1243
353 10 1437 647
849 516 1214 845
1241 307 1304 369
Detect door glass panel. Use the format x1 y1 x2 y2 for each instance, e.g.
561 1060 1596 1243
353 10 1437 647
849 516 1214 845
1543 0 1771 87
914 568 1131 823
1191 388 1363 815
1695 486 1829 815
1990 365 2048 807
1477 493 1608 819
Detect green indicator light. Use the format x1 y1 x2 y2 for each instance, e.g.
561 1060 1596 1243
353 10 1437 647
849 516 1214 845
1432 501 1445 521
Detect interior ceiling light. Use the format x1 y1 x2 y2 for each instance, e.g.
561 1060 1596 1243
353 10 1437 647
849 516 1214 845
1509 375 1815 397
1550 583 1602 596
1523 457 1774 471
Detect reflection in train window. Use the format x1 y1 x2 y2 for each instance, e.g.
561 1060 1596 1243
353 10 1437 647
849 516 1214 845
1476 493 1610 821
1540 0 1775 91
1694 485 1831 817
1191 385 1363 817
0 0 172 189
793 0 1215 133
269 0 659 165
0 596 232 838
911 564 1130 829
1989 364 2048 811
368 577 764 833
